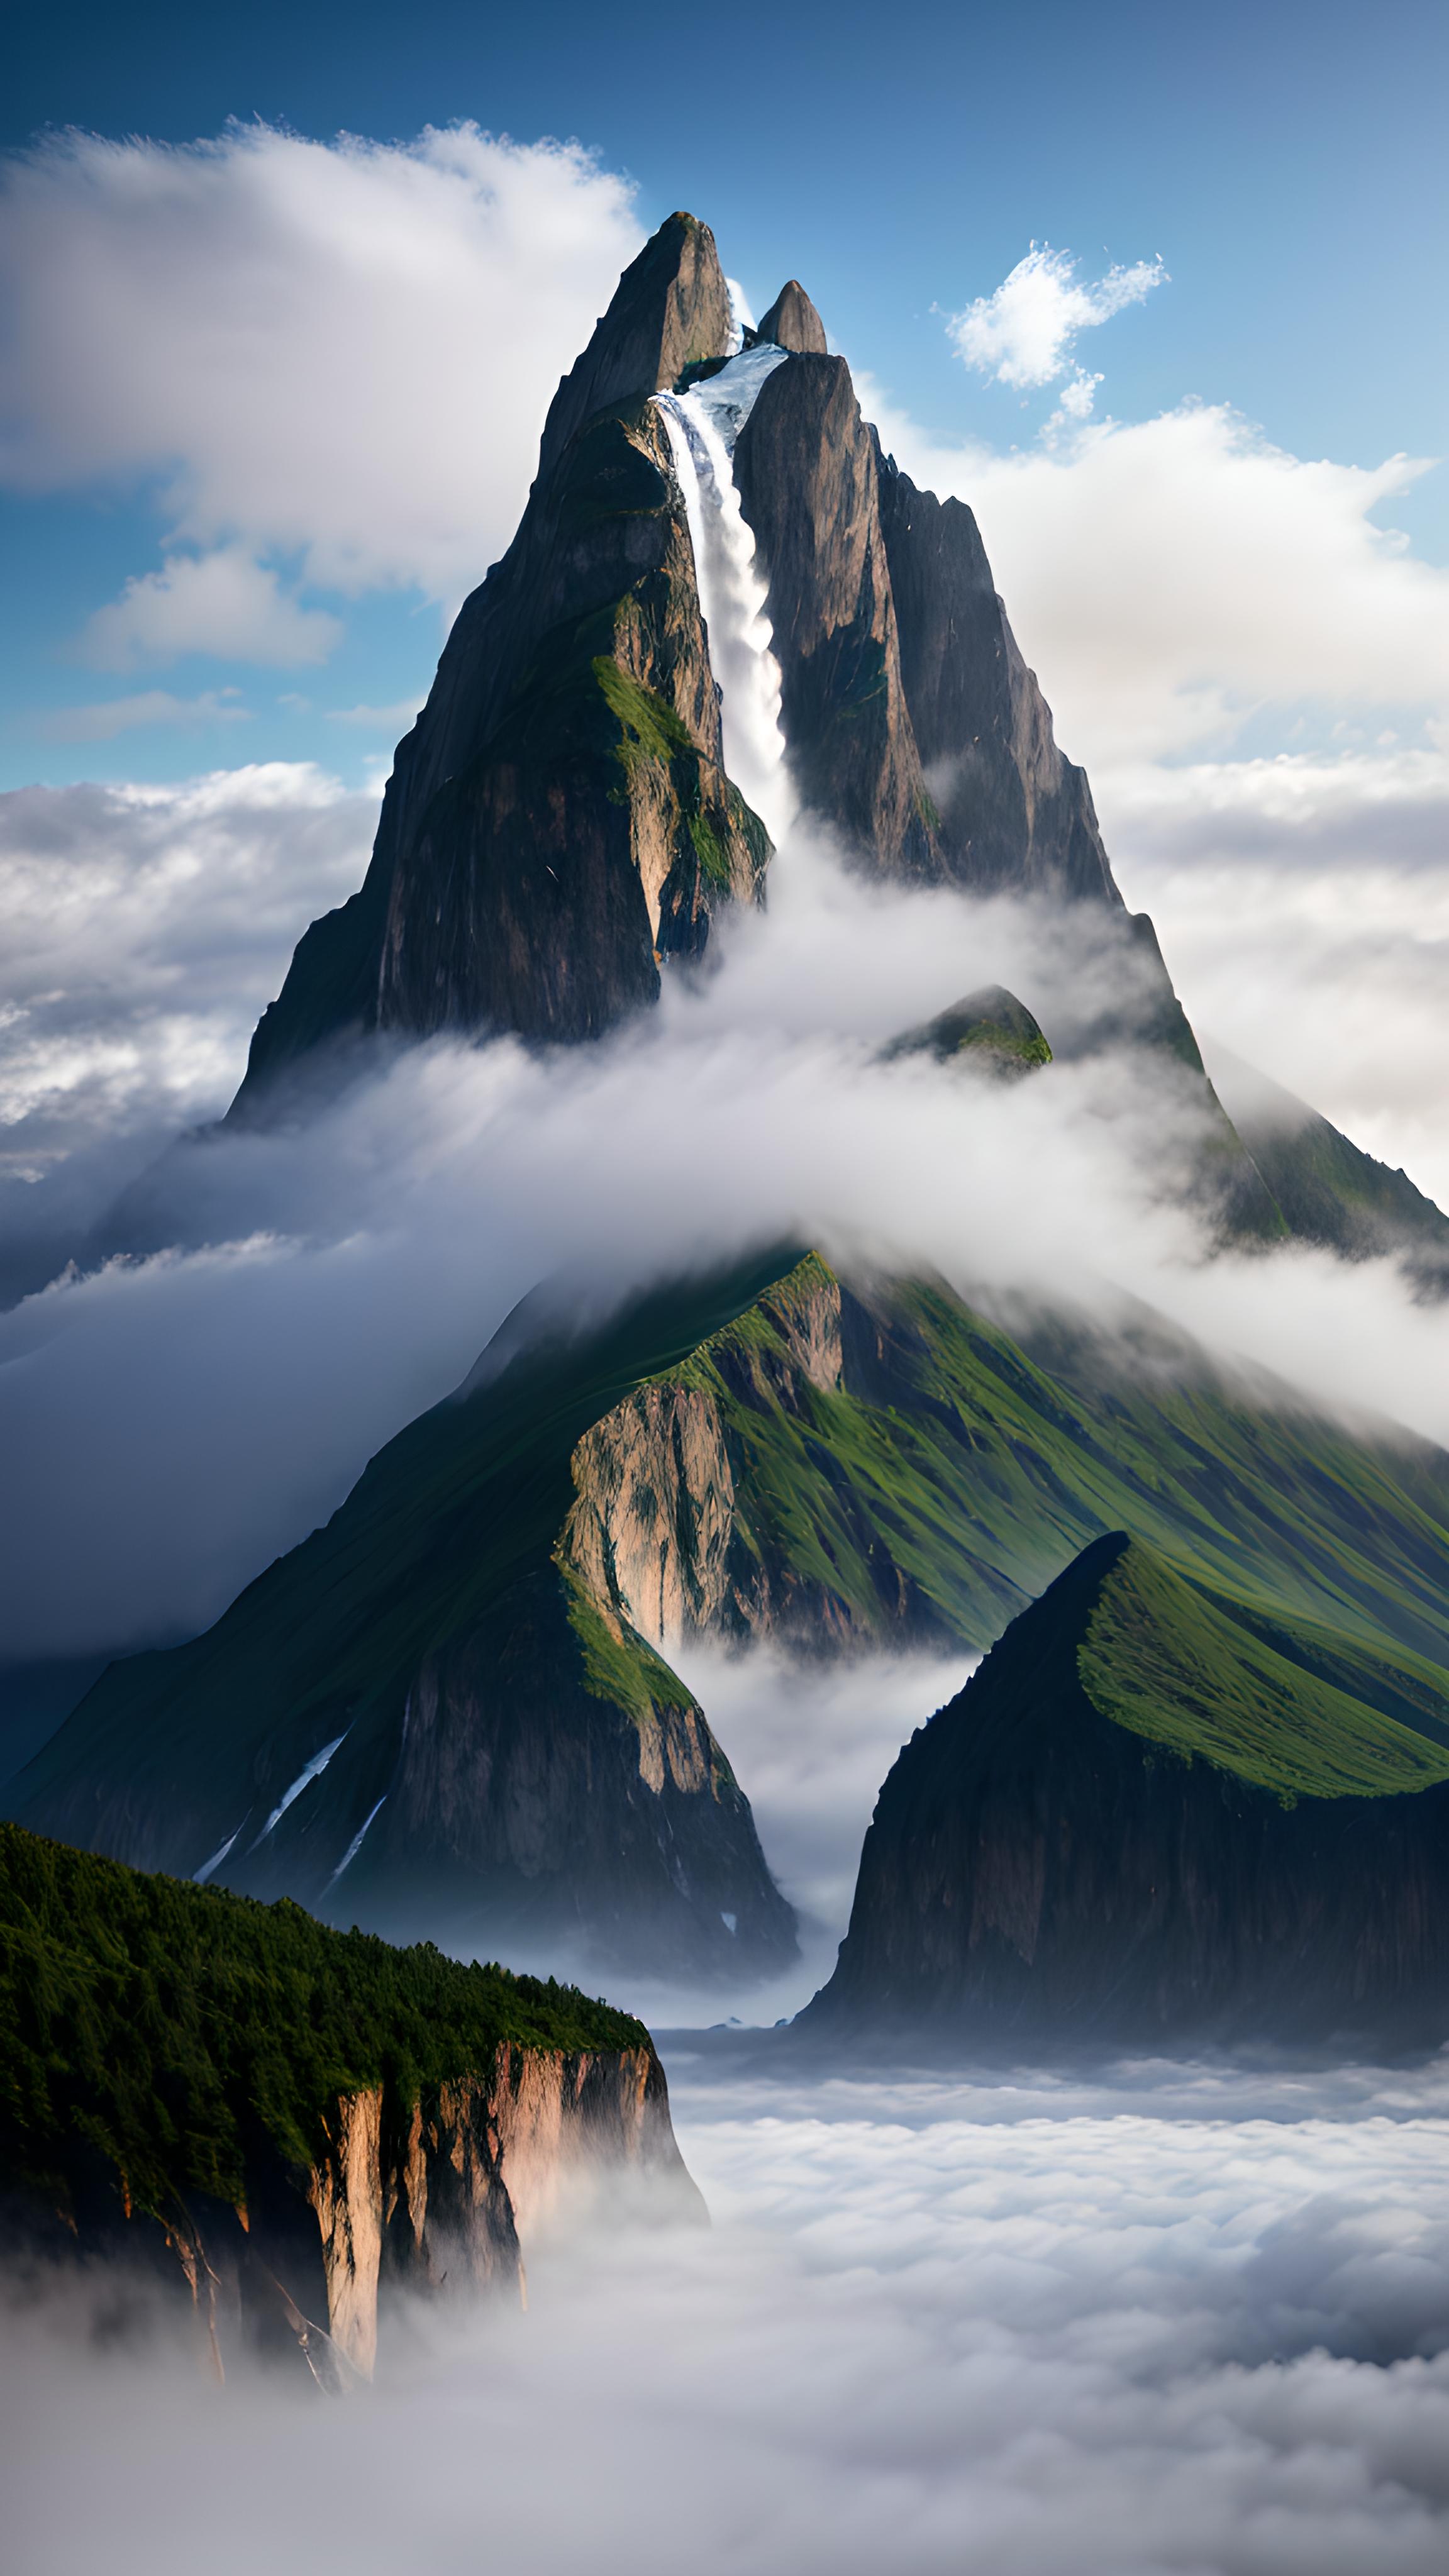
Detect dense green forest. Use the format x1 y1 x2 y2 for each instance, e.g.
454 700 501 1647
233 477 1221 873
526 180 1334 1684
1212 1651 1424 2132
0 1823 645 2227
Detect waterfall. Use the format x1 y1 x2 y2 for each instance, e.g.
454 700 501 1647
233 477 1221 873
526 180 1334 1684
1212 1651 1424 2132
654 345 795 846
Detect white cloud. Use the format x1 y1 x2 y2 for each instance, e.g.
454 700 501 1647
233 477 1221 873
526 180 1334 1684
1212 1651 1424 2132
946 245 1165 415
863 384 1449 768
6 2062 1449 2573
0 763 373 1172
5 823 1449 1670
0 123 645 602
81 548 341 669
1096 743 1449 1208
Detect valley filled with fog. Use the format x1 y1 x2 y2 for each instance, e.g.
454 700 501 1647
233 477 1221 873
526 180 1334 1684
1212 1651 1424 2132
8 2052 1449 2574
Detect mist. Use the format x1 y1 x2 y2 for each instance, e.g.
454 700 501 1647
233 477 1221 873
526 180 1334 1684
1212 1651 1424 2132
6 2053 1449 2575
5 820 1449 1682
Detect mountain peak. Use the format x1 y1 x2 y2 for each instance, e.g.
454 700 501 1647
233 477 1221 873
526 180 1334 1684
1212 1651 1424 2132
537 211 733 473
755 279 828 353
883 984 1052 1077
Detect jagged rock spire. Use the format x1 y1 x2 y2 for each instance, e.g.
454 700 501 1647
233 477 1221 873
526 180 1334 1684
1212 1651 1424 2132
231 213 760 1111
755 280 828 354
538 211 733 474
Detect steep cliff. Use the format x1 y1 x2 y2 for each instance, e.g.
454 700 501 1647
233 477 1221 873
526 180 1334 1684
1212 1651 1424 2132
872 453 1121 904
0 1824 701 2384
219 212 1292 1265
732 351 938 875
11 1256 803 1980
19 1253 1449 1967
232 214 758 1109
811 1533 1449 2046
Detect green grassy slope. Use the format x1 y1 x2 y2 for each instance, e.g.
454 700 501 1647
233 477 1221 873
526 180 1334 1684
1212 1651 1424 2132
1078 1543 1449 1798
18 1249 1449 1924
0 1822 643 2228
14 1249 801 1836
815 1530 1449 2041
663 1263 1449 1689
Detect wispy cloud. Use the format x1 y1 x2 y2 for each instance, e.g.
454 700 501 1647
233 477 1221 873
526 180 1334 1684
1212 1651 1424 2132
326 696 428 730
37 689 252 742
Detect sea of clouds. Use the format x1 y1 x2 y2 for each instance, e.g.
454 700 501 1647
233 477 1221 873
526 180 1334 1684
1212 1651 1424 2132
6 2055 1449 2575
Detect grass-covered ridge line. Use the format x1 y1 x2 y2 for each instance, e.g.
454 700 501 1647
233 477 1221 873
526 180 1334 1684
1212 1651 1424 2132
631 1255 1449 1690
0 1824 645 2227
1078 1543 1449 1800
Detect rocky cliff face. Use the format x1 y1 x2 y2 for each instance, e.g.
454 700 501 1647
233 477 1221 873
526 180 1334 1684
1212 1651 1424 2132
301 2042 699 2380
18 2041 696 2389
872 456 1119 904
810 1533 1449 2046
233 215 758 1109
226 210 1227 1121
0 1823 703 2388
733 352 937 875
11 1256 806 1979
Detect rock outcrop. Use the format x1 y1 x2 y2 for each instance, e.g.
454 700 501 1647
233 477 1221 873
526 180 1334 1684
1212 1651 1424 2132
538 211 733 474
809 1532 1449 2046
881 983 1053 1078
753 279 829 355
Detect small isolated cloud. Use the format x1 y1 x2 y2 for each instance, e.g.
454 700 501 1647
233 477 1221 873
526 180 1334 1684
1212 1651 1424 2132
947 244 1165 415
38 689 252 742
81 547 341 670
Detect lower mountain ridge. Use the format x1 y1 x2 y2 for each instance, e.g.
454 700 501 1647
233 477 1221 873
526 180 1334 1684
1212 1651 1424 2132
808 1533 1449 2046
16 1245 1449 1984
0 1824 701 2385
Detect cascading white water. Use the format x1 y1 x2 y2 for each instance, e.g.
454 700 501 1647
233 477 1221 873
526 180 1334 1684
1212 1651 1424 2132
654 345 796 846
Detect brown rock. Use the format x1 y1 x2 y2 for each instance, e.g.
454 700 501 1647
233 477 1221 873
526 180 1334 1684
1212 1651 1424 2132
734 354 937 875
754 279 828 354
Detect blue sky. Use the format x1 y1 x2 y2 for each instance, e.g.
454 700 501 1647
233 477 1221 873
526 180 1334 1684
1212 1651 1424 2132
1 0 1445 791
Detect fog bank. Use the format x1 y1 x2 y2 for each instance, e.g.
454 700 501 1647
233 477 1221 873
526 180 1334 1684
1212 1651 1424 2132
6 2057 1449 2575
